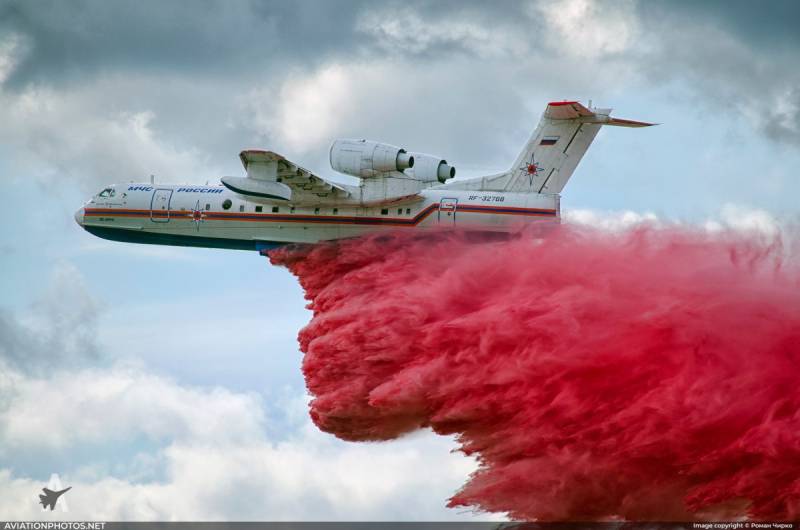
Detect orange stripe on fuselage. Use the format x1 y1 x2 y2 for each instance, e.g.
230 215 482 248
83 203 557 227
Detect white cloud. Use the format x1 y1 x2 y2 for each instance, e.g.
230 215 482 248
563 207 661 230
640 18 800 147
239 46 636 174
0 33 27 85
0 364 266 451
241 58 534 166
0 84 214 190
0 261 101 373
0 362 487 521
704 203 781 237
0 432 484 521
0 265 480 520
565 205 794 252
356 7 529 58
246 65 356 153
534 0 640 59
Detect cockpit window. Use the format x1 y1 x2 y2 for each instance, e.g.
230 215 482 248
98 187 116 198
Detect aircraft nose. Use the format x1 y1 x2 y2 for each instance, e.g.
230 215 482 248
74 207 84 227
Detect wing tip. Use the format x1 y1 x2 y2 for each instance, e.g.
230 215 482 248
239 149 285 168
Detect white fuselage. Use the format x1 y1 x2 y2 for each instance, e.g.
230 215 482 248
75 183 560 252
74 101 652 253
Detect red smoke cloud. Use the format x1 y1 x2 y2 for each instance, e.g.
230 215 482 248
269 225 800 521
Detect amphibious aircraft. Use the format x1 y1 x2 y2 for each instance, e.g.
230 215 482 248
75 101 653 252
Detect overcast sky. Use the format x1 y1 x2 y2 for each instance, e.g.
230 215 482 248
0 0 798 520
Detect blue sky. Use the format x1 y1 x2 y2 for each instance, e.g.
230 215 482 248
0 0 798 520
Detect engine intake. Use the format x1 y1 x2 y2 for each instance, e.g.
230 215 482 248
409 153 456 183
330 139 414 178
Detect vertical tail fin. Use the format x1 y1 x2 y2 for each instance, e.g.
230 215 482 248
506 101 654 194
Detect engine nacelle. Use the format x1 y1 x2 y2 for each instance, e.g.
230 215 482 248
330 139 414 178
409 153 456 183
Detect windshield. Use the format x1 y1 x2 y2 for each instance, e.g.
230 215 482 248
97 187 116 198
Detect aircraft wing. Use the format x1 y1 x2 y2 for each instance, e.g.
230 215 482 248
222 150 350 204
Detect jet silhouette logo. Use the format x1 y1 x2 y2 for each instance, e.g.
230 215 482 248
38 474 70 512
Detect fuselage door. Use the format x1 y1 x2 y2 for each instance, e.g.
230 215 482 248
150 189 173 223
438 197 458 224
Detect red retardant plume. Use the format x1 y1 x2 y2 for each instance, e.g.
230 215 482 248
268 226 800 521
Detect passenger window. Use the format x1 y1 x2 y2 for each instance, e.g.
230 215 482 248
239 204 244 212
314 208 320 214
272 206 279 213
290 207 295 213
381 208 388 215
255 206 263 213
397 208 402 215
406 208 411 214
333 208 338 215
222 199 232 210
205 203 210 210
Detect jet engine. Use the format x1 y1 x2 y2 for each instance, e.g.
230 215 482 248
330 139 414 179
408 153 456 183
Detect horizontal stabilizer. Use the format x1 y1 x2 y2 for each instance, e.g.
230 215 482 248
545 101 655 127
605 116 656 128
